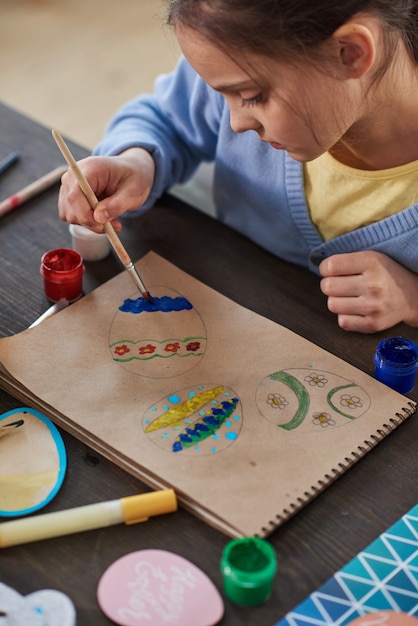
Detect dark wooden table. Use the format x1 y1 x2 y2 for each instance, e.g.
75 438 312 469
0 102 417 625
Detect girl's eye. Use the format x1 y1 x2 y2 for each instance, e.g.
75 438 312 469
241 93 263 107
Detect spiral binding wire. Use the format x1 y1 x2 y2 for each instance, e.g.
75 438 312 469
258 400 417 538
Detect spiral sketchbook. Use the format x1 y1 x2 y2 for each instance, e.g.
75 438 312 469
0 252 415 537
274 503 418 625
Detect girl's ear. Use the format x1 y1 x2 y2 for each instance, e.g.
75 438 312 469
331 22 376 79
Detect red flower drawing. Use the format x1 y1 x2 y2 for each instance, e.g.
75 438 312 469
114 344 130 356
139 344 156 355
186 341 201 352
165 342 180 353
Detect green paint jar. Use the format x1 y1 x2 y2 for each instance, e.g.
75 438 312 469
220 537 277 606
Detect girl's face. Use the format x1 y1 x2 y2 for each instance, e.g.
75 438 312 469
177 26 363 162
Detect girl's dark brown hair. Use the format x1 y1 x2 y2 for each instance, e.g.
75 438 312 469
167 0 418 64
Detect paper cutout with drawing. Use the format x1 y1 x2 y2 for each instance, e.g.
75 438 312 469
0 408 66 517
0 582 76 626
97 549 224 626
0 252 414 537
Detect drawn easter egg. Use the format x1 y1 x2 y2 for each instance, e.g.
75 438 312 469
109 286 207 378
256 368 371 433
0 408 66 517
143 384 242 455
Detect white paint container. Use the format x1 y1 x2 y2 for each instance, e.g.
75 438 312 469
69 224 110 261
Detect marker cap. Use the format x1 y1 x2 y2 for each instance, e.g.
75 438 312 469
220 537 277 606
121 489 177 524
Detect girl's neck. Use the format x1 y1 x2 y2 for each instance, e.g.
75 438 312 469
330 130 418 170
330 58 418 170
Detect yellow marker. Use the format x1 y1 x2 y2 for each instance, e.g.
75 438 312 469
0 489 177 548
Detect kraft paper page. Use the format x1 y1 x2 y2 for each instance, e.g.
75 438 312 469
0 252 415 537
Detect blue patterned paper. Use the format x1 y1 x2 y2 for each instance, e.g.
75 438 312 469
275 504 418 625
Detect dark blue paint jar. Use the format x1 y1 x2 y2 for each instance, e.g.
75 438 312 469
374 337 418 394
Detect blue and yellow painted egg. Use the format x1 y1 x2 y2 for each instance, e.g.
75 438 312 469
143 384 242 455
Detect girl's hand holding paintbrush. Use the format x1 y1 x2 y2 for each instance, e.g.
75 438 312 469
54 131 153 300
57 147 155 234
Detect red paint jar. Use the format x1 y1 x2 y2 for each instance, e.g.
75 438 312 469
40 248 84 302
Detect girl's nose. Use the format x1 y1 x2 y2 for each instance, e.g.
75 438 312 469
229 104 262 134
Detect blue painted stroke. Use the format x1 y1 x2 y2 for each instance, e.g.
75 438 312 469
119 295 193 314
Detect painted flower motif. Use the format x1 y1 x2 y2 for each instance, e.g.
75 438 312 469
340 394 362 410
304 373 328 387
312 411 336 428
114 344 130 356
186 341 201 352
139 344 156 355
165 342 180 353
267 393 289 410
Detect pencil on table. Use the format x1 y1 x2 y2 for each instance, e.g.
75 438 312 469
0 165 67 219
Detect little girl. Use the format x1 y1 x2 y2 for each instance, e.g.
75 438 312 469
58 0 418 334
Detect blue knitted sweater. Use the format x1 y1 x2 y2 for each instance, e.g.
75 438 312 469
95 57 418 275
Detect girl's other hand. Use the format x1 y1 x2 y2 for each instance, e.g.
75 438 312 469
319 251 418 333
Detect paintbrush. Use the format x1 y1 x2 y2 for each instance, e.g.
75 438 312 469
28 298 70 328
0 420 24 440
52 130 152 301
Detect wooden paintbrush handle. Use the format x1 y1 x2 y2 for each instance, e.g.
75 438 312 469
103 223 130 266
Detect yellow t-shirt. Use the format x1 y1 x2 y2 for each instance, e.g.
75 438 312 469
304 152 418 241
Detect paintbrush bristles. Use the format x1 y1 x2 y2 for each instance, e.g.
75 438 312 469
125 263 151 300
52 129 150 299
